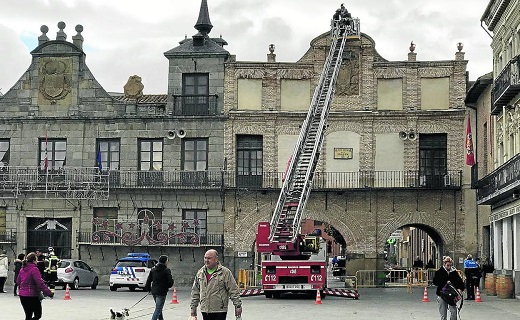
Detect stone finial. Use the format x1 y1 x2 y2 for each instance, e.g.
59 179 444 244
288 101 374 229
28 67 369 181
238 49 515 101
72 24 84 49
194 0 213 36
124 75 144 100
409 41 415 52
56 21 67 41
457 42 464 52
38 25 49 45
267 44 276 62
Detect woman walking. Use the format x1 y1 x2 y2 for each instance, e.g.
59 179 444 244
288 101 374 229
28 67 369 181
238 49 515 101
0 249 8 293
17 252 54 320
13 253 25 296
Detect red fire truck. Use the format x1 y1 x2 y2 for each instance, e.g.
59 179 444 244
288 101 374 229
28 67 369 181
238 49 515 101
255 13 360 298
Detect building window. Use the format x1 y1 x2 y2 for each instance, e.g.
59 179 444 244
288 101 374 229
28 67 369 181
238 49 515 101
0 139 10 172
93 207 118 230
419 134 447 187
236 135 263 187
139 139 163 171
39 138 66 171
138 139 163 186
182 209 207 237
181 139 208 185
182 73 209 115
97 139 120 171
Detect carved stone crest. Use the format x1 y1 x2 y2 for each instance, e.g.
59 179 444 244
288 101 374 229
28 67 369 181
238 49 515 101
336 50 360 96
123 75 144 99
39 60 70 101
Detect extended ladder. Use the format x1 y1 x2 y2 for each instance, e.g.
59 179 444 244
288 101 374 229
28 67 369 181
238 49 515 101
269 19 358 252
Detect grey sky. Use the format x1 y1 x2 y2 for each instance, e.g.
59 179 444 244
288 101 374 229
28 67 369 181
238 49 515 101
0 0 493 95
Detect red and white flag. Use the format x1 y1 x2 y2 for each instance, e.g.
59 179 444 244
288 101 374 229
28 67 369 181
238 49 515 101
465 115 475 166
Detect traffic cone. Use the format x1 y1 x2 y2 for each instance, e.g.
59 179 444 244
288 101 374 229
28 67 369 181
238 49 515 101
475 287 482 303
421 286 430 302
314 289 322 305
170 287 179 304
63 284 72 300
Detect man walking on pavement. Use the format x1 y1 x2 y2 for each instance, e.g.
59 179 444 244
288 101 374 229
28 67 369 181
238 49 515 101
145 255 174 320
190 249 242 320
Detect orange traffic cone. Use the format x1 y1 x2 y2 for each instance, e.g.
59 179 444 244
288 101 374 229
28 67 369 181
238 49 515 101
314 289 322 305
170 287 179 304
475 287 482 303
63 284 72 300
421 286 430 302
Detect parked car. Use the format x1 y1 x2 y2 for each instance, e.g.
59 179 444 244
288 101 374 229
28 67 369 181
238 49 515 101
109 253 157 291
56 259 99 290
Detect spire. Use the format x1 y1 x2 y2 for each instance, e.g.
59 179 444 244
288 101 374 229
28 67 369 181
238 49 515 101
194 0 213 36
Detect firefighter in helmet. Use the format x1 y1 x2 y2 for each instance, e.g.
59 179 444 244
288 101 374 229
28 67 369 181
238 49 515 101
44 247 59 293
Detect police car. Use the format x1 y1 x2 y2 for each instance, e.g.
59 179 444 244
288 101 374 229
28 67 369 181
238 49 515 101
109 253 157 291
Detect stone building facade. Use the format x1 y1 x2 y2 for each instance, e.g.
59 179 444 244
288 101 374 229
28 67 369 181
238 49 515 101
0 1 475 284
478 0 520 297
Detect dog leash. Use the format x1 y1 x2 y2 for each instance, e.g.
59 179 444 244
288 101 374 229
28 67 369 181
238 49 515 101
129 291 151 310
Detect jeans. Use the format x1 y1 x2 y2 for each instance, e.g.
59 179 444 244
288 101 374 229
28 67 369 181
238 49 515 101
151 294 166 320
437 296 457 320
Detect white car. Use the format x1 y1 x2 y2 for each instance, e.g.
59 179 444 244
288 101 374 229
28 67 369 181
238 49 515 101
109 253 157 291
56 259 99 290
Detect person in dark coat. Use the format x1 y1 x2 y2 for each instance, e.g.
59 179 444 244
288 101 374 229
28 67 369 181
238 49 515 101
13 253 25 296
145 255 174 320
433 256 464 320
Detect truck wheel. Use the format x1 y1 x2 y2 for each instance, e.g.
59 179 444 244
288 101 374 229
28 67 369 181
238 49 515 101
265 292 273 298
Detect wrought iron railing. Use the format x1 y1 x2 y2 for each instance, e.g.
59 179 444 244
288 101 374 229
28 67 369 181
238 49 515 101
77 217 223 246
0 168 462 193
172 94 219 116
0 166 109 199
477 153 520 205
491 54 520 114
0 229 16 243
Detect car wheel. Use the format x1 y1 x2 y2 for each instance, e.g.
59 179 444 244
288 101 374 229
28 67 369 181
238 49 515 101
129 286 136 292
91 277 98 290
72 278 80 290
110 285 117 292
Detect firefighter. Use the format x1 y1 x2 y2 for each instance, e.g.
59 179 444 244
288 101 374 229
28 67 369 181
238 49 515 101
44 247 59 293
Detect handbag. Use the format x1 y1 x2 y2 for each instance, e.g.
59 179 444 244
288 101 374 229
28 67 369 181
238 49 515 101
440 283 461 306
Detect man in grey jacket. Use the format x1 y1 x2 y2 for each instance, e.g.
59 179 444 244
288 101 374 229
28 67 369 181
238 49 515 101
190 249 242 320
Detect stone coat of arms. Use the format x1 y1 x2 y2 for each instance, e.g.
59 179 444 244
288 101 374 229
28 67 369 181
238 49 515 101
39 60 71 101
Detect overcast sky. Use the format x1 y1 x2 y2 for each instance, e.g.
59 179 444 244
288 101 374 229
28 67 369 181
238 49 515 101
0 0 494 95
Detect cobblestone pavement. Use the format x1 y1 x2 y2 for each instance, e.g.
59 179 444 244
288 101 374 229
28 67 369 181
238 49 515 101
2 285 520 320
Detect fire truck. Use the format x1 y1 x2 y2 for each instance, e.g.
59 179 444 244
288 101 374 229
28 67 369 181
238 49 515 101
255 12 360 298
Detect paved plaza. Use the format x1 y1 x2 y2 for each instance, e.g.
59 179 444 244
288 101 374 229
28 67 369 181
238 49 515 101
2 285 520 320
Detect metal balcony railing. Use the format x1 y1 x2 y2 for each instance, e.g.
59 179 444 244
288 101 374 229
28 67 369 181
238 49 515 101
0 229 16 243
226 170 462 190
172 94 219 116
0 166 109 199
477 153 520 205
0 167 462 193
491 54 520 115
77 218 223 246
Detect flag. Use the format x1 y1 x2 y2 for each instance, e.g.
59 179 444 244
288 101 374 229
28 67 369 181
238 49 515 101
43 133 49 172
96 148 102 171
465 115 475 166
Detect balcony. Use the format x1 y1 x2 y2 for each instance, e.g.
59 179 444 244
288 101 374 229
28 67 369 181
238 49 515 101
491 54 520 115
0 166 109 199
0 229 16 243
78 218 223 247
227 170 462 190
477 153 520 205
172 94 219 116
